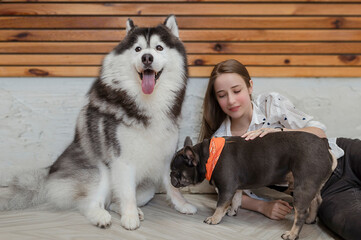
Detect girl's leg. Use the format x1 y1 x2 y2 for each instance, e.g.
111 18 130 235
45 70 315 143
319 138 361 240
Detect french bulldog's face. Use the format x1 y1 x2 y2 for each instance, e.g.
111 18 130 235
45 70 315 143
170 146 199 188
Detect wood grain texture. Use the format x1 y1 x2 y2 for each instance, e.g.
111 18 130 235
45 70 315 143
1 16 360 29
0 1 360 77
1 42 361 54
2 0 361 2
2 66 361 77
188 54 361 66
1 54 360 66
2 29 361 42
1 3 361 16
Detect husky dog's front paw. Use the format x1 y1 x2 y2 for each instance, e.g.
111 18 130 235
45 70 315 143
281 231 299 240
120 213 140 230
175 202 197 214
109 204 144 222
87 208 112 229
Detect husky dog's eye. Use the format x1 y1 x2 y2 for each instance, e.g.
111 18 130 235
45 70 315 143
135 46 142 52
156 45 163 51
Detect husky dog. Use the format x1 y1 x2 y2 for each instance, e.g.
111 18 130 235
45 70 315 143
0 15 196 230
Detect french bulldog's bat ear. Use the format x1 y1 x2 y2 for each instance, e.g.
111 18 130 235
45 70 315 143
164 14 179 38
126 18 135 34
184 136 193 147
184 146 198 166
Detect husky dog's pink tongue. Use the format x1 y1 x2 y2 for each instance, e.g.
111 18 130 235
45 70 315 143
142 70 155 94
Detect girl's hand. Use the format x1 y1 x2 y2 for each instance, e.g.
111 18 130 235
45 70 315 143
260 199 293 220
242 128 282 140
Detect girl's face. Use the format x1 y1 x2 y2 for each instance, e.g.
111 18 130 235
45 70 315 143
214 73 253 120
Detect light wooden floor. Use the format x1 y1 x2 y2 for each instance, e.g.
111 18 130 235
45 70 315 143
0 194 340 240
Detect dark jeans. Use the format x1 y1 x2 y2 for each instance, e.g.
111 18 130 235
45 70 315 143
319 138 361 240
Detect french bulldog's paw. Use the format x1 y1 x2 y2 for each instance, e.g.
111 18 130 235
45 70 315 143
120 213 140 230
175 202 197 215
281 231 299 240
204 216 221 225
305 216 317 224
226 207 237 216
137 207 144 221
87 208 112 229
305 219 317 224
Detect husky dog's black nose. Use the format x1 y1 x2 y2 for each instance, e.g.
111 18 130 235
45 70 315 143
142 54 153 66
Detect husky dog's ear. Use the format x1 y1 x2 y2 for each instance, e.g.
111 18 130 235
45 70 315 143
184 136 193 147
184 146 198 166
126 18 135 34
164 14 179 38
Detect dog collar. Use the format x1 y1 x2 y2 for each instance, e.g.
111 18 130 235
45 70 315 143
206 137 226 181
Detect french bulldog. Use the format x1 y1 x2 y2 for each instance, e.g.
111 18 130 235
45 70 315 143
170 132 337 240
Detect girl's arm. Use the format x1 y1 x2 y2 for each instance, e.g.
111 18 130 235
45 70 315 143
242 126 326 140
241 194 293 220
283 126 326 138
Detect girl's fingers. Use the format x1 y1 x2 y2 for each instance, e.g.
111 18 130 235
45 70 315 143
278 205 292 215
259 130 268 137
243 129 264 140
273 212 286 220
246 132 261 140
243 128 281 140
279 200 293 210
241 132 250 138
269 208 287 220
260 128 281 138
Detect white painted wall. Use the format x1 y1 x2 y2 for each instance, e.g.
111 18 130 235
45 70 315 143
1 77 361 185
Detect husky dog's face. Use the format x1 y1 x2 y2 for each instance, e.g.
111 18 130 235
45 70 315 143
131 34 167 94
102 15 187 96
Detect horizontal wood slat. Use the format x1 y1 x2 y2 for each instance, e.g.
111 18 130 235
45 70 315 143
188 54 361 66
1 54 360 66
3 0 361 2
190 66 361 77
2 66 361 78
1 3 361 16
2 42 361 54
2 16 361 29
2 30 361 42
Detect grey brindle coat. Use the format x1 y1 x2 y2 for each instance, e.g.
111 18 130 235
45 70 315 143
171 132 336 240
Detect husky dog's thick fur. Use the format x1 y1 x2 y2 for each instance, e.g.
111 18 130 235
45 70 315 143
0 15 196 230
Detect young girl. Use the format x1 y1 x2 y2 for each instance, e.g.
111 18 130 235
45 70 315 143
199 59 360 240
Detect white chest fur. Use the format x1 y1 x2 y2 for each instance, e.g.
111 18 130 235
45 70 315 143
114 117 179 183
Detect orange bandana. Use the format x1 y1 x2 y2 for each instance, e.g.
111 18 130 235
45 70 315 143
205 137 226 181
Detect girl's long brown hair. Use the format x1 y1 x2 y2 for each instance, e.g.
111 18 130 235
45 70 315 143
198 59 252 141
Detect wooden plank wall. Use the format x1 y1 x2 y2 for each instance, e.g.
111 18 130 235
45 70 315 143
0 0 361 77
